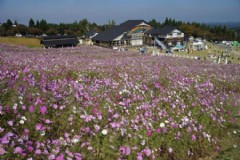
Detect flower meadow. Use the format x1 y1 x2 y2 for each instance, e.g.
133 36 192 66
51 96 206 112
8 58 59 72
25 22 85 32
0 44 240 160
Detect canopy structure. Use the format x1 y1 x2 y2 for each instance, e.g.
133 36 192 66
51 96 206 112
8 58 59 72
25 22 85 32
171 42 185 50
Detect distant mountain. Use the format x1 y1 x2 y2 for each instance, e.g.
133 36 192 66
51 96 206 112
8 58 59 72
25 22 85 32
207 22 240 29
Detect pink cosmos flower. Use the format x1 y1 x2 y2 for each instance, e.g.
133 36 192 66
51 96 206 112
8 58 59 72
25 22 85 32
35 123 43 131
14 146 23 154
53 104 58 109
27 146 33 152
29 106 35 113
21 105 26 110
156 128 161 133
7 121 13 126
147 130 152 137
192 134 197 141
0 147 6 155
137 153 143 160
35 149 41 155
125 147 131 155
119 146 131 155
24 128 30 134
40 106 47 115
56 154 64 160
143 148 151 157
110 122 120 129
48 154 56 160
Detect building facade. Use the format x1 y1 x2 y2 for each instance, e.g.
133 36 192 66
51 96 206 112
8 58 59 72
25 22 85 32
144 26 184 49
92 20 152 48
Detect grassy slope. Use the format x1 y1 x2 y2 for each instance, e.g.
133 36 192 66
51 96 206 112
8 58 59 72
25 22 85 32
0 37 43 48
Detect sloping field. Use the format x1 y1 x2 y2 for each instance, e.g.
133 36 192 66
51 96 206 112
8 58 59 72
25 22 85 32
0 44 239 159
0 37 42 48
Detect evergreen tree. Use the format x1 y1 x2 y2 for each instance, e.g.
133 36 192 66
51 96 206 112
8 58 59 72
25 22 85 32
36 20 40 28
164 17 169 26
39 19 48 32
6 19 13 28
29 18 35 28
14 20 18 25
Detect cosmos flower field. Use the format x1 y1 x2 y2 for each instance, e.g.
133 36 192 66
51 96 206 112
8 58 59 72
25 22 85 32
0 44 240 159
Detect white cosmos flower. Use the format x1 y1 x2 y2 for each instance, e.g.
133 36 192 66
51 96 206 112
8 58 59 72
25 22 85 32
40 131 45 136
160 122 165 128
72 138 79 143
101 129 108 135
165 120 169 124
21 116 27 121
19 120 25 124
13 103 18 110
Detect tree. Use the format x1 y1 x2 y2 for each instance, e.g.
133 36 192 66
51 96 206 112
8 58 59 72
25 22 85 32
2 19 13 30
164 17 169 26
0 25 5 36
36 20 40 28
29 18 35 28
16 24 28 35
7 19 13 27
28 27 42 35
39 19 48 32
79 19 89 35
149 19 158 28
14 20 18 25
46 28 58 35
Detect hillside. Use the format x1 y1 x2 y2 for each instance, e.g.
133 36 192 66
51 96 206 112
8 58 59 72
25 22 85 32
0 44 240 159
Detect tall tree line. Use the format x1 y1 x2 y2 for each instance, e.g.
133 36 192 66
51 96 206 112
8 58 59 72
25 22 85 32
149 17 238 41
0 18 106 37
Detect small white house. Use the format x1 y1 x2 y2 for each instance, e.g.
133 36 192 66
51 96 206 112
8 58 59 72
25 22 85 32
15 33 22 37
188 37 205 51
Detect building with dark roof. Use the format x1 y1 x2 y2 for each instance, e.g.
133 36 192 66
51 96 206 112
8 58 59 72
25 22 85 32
144 26 184 49
40 35 79 48
92 20 152 48
80 31 98 45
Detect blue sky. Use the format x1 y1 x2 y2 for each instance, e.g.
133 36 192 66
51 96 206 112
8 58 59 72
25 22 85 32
0 0 239 25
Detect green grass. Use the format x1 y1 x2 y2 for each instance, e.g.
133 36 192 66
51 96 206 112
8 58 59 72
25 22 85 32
0 37 43 48
129 42 240 64
176 42 240 63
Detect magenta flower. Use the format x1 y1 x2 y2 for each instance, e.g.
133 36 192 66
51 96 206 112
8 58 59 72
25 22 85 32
29 106 35 113
40 106 47 115
156 128 161 133
56 154 64 160
147 130 152 137
27 146 33 152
